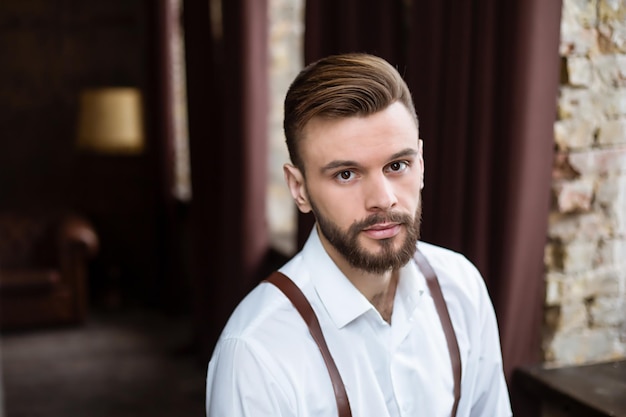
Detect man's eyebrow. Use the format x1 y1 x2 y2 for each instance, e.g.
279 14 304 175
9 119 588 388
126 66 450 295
320 148 418 175
320 159 362 174
389 148 418 160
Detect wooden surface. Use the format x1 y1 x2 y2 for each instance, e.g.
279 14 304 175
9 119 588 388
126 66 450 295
516 360 626 417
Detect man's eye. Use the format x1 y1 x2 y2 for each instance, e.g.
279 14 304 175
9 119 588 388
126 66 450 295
388 161 408 172
336 170 354 181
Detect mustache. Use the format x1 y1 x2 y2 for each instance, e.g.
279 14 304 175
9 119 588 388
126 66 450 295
350 211 413 232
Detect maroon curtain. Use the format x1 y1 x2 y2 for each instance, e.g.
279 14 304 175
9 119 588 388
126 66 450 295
304 1 562 416
183 0 270 362
150 0 187 312
490 3 563 416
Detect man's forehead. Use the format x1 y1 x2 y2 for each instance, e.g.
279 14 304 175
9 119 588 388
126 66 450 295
301 121 419 153
295 103 419 170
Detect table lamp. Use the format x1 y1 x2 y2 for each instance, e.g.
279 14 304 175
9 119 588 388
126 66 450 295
76 87 145 154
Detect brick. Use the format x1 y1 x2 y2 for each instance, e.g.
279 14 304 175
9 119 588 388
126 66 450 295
585 265 624 297
545 242 557 270
544 326 626 366
597 238 626 266
607 200 626 235
598 0 626 53
553 151 581 180
565 240 599 273
544 272 561 306
595 174 626 221
548 211 612 242
562 0 598 31
617 54 626 85
553 178 595 212
545 273 563 306
558 87 604 121
560 28 600 56
545 271 592 304
560 0 598 56
602 88 626 117
597 118 626 145
592 54 626 88
589 295 626 326
568 146 626 175
554 119 596 150
566 56 594 86
595 173 626 204
567 87 626 119
599 0 626 20
596 176 626 235
599 198 626 236
544 266 624 308
545 242 563 271
561 300 590 332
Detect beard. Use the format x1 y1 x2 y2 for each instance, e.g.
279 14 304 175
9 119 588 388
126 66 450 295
310 200 422 274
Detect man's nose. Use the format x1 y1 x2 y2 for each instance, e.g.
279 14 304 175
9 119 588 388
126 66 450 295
364 174 398 211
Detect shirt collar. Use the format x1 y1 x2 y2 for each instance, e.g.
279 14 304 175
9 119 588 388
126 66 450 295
300 227 427 329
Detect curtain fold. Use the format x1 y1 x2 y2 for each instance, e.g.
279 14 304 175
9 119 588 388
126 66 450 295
492 2 563 415
406 0 496 269
304 2 562 415
183 0 269 362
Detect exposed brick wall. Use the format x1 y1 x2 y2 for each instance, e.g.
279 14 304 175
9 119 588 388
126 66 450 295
544 0 626 366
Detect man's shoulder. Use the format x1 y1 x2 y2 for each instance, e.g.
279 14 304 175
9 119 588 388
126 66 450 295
216 271 314 352
416 240 487 302
417 241 477 273
210 275 321 383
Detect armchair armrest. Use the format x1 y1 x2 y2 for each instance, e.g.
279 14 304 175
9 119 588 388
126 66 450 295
57 214 99 323
58 214 99 258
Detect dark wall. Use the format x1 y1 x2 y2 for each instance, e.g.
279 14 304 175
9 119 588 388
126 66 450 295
0 0 163 308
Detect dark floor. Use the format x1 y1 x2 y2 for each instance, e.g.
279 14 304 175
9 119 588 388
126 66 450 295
0 309 206 417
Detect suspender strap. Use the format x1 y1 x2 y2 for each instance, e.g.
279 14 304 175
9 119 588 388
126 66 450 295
266 248 461 417
266 271 352 417
413 249 462 416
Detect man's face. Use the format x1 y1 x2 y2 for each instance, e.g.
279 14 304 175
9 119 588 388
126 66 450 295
284 102 425 273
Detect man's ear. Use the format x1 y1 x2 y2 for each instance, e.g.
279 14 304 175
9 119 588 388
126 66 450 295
284 164 312 213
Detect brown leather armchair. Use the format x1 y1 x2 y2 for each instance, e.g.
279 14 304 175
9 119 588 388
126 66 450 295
0 211 99 330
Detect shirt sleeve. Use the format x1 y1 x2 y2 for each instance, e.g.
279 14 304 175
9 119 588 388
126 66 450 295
469 277 513 417
206 337 293 417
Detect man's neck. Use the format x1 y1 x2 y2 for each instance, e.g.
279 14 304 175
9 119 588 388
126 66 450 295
319 232 399 323
362 269 399 323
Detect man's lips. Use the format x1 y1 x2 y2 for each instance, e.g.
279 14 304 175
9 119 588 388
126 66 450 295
362 223 402 239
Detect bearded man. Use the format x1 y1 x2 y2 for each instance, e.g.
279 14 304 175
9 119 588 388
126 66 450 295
205 53 512 417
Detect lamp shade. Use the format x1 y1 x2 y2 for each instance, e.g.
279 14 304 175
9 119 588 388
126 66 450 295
76 87 145 154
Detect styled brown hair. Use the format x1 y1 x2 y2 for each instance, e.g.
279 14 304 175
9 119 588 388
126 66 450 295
284 53 418 171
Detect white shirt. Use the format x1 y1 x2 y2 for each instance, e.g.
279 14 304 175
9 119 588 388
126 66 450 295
206 228 512 417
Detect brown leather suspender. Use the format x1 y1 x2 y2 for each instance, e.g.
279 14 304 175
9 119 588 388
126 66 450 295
265 248 461 417
266 272 352 417
414 249 462 416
